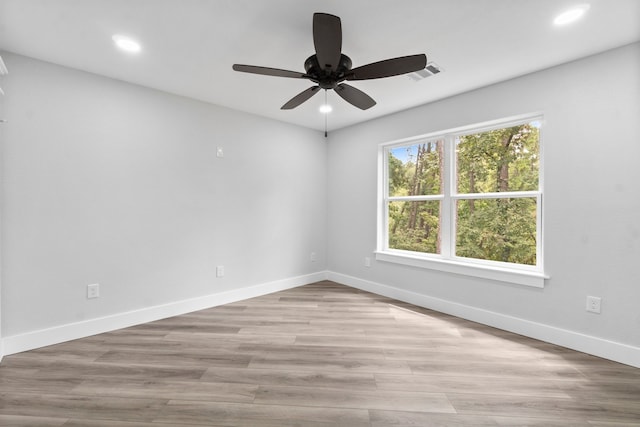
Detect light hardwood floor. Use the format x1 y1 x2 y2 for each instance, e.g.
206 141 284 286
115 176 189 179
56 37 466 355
1 281 639 426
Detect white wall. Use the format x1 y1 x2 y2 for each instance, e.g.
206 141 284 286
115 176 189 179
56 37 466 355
2 43 639 367
327 43 640 364
0 52 327 345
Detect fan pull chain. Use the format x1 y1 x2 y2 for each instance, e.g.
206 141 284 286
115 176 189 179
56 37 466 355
324 90 328 138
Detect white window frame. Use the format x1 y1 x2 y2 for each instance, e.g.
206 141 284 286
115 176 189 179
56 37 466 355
376 113 548 288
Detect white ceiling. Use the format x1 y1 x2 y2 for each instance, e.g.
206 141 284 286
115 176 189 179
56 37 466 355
1 0 639 132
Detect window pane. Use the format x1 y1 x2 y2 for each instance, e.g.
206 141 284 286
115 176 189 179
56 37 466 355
388 140 443 197
389 200 441 254
456 122 540 193
456 198 537 265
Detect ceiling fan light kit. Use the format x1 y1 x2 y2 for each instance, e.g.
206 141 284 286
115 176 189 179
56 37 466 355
232 13 427 111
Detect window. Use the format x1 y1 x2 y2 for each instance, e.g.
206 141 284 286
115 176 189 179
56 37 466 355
378 115 545 287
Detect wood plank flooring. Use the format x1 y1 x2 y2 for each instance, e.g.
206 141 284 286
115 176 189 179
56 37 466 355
1 281 639 426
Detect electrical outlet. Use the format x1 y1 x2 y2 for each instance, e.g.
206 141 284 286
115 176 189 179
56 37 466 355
87 283 100 299
586 296 601 314
216 265 225 278
216 147 224 158
310 252 317 262
364 257 371 267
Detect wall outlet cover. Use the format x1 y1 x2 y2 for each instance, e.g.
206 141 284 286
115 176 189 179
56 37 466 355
586 296 602 314
87 283 100 299
216 265 225 277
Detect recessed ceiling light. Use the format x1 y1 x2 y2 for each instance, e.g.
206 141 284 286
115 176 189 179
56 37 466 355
112 34 141 53
319 104 332 114
554 4 590 26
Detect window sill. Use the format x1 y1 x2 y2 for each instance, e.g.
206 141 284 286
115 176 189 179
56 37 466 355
375 251 548 288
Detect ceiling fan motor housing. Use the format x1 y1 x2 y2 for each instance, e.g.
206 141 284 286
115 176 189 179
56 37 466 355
304 54 352 89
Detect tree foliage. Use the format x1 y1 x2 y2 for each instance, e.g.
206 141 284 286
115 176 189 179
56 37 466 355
387 122 540 265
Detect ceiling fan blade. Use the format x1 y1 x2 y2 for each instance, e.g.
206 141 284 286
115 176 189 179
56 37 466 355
232 64 307 79
335 84 376 110
281 86 321 110
347 54 427 80
313 13 342 72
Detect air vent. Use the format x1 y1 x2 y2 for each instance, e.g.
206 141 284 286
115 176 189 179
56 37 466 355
408 62 442 81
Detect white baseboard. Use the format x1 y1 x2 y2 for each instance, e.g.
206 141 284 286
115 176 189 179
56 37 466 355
4 270 638 369
328 271 640 369
1 271 328 356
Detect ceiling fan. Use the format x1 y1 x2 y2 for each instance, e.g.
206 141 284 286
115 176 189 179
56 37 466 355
232 13 427 111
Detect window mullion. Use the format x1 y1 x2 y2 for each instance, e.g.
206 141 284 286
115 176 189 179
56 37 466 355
388 195 443 202
440 135 454 258
452 191 540 200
